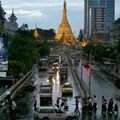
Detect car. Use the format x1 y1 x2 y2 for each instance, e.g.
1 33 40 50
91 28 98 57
52 62 59 71
62 60 68 67
62 83 73 96
83 62 89 68
34 106 76 120
59 66 67 79
46 69 55 81
24 79 36 91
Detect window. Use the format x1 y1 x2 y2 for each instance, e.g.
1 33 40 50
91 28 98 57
55 109 64 114
39 109 47 113
47 109 54 113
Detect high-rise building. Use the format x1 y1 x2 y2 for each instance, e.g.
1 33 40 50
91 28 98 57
84 0 115 42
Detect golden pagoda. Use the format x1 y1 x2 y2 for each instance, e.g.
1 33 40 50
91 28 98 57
55 0 75 41
33 23 39 38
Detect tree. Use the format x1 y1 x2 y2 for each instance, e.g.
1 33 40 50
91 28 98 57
38 45 50 57
8 29 40 76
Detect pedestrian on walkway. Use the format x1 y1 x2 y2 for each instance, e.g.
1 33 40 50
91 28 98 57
56 98 60 108
101 96 105 113
74 98 79 112
93 95 97 111
114 99 118 115
88 97 93 112
107 98 113 114
64 100 68 111
102 99 107 114
33 96 37 111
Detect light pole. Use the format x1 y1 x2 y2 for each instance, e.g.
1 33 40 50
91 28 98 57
80 46 83 89
88 68 91 97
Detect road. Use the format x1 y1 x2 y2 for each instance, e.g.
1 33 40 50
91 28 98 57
1 62 120 120
75 62 120 120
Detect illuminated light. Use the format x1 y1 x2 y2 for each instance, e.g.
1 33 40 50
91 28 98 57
47 79 49 82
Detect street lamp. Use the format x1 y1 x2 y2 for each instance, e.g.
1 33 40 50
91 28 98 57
80 46 83 89
88 68 91 97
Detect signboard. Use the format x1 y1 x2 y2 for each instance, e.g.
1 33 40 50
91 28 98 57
0 35 8 73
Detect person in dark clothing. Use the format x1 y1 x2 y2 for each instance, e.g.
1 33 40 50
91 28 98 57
93 95 97 111
56 98 60 108
74 98 79 113
88 97 93 111
107 98 113 113
34 96 37 111
114 99 118 115
102 99 107 114
101 96 105 113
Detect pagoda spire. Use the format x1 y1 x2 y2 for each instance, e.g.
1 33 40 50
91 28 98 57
62 0 68 24
33 23 39 38
55 0 75 40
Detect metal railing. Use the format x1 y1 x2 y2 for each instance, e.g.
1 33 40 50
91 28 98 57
0 70 32 102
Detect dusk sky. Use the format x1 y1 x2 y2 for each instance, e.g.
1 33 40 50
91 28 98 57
2 0 120 37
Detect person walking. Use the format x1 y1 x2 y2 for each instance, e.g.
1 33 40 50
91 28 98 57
75 98 79 111
107 98 113 114
88 97 93 112
114 99 118 115
102 99 107 114
33 96 37 111
93 95 97 111
56 98 60 108
64 100 68 111
101 96 105 113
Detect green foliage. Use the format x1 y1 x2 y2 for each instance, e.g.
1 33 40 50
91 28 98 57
30 28 56 40
116 54 120 64
7 60 25 77
38 45 50 57
8 29 40 77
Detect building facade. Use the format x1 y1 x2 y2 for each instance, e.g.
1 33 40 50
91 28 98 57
0 2 18 35
84 0 115 42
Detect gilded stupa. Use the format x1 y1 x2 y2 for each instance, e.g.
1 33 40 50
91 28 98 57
33 23 39 38
55 0 75 41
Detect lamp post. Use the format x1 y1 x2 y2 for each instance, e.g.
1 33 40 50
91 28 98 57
80 46 83 89
88 68 91 97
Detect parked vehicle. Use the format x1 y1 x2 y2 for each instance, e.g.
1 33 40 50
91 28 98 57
34 106 76 120
62 83 73 96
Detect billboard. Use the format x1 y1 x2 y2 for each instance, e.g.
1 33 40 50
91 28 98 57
0 35 8 72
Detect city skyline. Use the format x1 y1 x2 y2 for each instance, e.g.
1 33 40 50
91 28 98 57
2 0 120 37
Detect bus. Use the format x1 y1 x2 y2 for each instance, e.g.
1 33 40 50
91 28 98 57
39 81 52 106
39 58 48 71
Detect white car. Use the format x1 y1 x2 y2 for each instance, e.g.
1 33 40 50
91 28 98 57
34 106 76 120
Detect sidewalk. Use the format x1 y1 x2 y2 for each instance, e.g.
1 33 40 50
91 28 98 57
98 63 120 80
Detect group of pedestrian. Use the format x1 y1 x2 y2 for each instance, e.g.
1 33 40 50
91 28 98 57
56 98 69 111
101 96 118 115
82 95 97 112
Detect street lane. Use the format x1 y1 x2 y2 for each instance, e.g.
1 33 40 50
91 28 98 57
75 62 120 119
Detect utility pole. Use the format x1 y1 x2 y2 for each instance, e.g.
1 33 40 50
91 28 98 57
80 47 83 89
88 68 91 97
